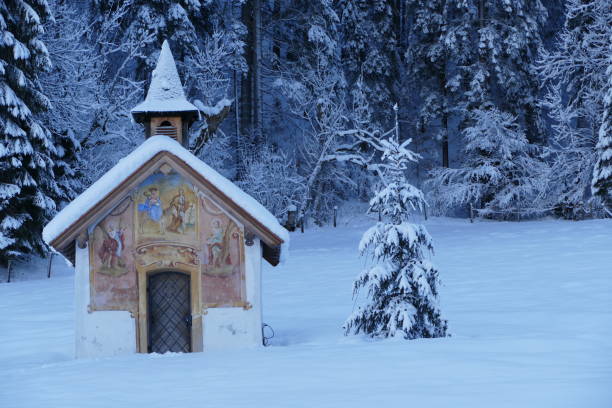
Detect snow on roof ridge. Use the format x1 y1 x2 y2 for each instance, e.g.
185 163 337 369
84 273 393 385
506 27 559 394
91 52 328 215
43 136 289 247
131 40 198 114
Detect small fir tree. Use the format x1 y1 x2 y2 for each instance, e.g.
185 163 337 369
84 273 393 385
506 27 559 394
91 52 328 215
592 36 612 211
344 106 448 339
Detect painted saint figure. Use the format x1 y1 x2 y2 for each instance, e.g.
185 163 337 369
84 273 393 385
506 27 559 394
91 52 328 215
207 219 232 268
166 188 190 233
138 187 164 233
98 224 126 270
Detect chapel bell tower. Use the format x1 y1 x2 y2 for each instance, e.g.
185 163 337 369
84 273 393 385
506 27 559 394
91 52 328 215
131 40 200 147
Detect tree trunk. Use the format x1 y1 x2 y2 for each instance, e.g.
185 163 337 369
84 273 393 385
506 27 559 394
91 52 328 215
253 0 263 145
233 69 246 180
442 110 449 168
240 0 263 146
442 2 450 168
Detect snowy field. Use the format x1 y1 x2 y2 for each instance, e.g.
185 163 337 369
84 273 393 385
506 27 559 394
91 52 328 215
1 216 611 407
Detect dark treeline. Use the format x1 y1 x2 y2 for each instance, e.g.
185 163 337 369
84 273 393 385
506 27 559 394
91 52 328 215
1 0 611 262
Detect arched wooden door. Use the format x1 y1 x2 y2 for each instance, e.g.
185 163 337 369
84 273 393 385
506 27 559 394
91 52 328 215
147 271 191 353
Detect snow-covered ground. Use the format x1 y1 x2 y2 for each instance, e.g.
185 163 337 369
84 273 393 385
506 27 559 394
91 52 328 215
1 216 611 407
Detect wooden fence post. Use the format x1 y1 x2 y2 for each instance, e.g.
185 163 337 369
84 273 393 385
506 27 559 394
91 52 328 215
300 212 304 233
6 260 12 283
47 253 54 279
285 205 297 232
469 203 474 223
333 206 337 228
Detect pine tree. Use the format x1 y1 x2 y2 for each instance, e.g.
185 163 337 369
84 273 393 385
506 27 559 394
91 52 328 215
538 0 611 217
0 0 59 261
344 106 448 339
51 129 82 207
404 0 471 169
407 0 547 191
93 0 244 101
92 0 205 81
592 37 612 210
337 0 397 124
238 0 263 146
428 108 547 219
463 0 548 143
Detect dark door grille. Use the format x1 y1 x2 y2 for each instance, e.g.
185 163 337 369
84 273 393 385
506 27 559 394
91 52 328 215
148 272 191 353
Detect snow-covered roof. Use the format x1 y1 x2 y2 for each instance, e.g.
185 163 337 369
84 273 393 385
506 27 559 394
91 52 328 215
131 40 199 116
43 136 288 257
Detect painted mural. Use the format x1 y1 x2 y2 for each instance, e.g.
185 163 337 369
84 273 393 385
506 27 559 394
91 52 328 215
90 164 246 313
90 197 138 312
136 244 199 269
200 196 245 306
135 168 198 245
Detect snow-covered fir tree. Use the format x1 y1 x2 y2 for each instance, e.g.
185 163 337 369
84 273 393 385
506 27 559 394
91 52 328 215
403 0 471 169
91 0 204 80
428 108 547 219
337 0 397 123
592 36 612 210
463 0 547 143
344 106 448 339
413 0 547 206
50 129 81 207
0 0 60 261
538 0 612 218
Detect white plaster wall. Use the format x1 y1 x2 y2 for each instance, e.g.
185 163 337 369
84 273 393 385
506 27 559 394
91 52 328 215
74 243 136 359
202 237 263 350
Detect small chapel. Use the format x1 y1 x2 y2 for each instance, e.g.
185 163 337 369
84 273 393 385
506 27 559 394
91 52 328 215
43 41 288 358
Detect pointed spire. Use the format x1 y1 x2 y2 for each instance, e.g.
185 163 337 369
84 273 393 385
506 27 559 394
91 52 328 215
131 40 199 119
145 40 187 102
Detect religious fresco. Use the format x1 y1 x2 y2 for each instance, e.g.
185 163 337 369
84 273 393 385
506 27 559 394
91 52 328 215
200 196 245 306
90 197 138 312
136 244 199 269
135 168 198 245
89 164 246 313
